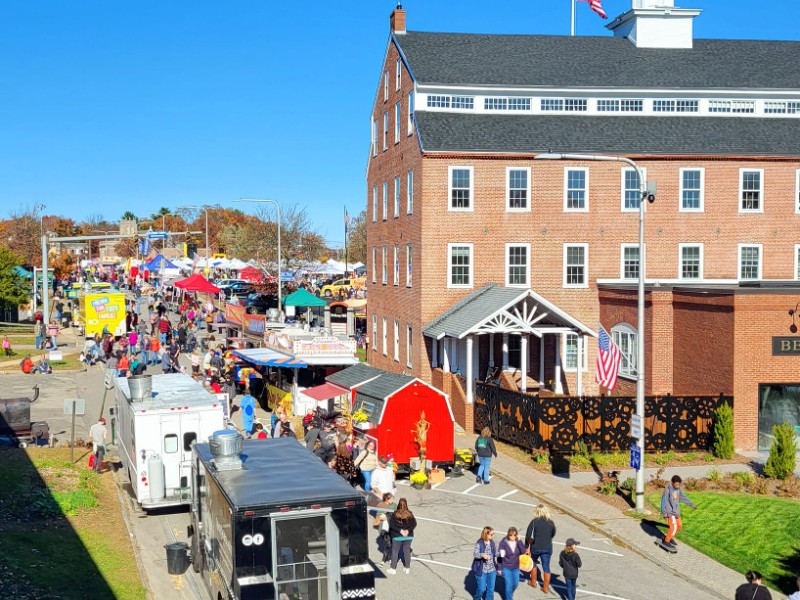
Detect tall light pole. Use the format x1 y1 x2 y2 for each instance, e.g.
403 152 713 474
535 152 648 512
234 199 282 322
38 206 49 324
177 206 209 272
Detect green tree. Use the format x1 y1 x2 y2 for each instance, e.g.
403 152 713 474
0 247 31 307
120 210 138 222
764 422 798 480
711 403 735 459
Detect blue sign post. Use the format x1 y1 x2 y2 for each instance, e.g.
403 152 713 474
148 231 168 240
630 445 641 470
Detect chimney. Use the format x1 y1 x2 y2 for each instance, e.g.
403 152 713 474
390 2 406 35
606 0 702 49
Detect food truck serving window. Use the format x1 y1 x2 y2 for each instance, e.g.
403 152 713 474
183 432 197 451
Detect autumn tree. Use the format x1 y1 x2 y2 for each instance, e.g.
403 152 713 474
346 209 367 264
49 249 77 280
0 246 30 307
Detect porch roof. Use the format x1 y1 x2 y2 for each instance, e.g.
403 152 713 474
422 284 597 340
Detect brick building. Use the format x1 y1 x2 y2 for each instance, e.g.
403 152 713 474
365 1 800 449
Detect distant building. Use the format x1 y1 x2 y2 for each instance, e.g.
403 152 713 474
365 1 800 449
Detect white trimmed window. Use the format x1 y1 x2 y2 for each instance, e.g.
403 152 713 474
381 245 387 284
406 243 412 287
612 323 637 378
371 118 378 157
407 169 413 214
382 317 387 356
395 58 401 90
564 168 588 212
739 169 763 212
505 243 530 287
448 243 473 288
382 181 388 221
382 112 388 151
507 167 530 211
372 247 377 284
796 170 800 214
564 333 587 371
406 324 413 368
394 102 401 144
407 91 415 135
383 71 388 102
372 314 377 351
620 244 640 280
564 243 588 288
372 185 378 222
795 244 800 280
621 167 645 212
393 320 399 361
393 244 400 286
738 244 762 280
680 168 704 212
394 176 400 218
679 244 703 280
448 166 473 211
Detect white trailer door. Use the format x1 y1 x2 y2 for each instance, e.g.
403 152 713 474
159 415 182 491
179 412 200 494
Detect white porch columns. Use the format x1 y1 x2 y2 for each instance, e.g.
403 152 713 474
488 333 495 368
576 334 583 396
442 338 450 372
539 335 545 386
554 335 563 394
466 335 474 404
502 333 509 370
520 334 528 393
432 337 438 368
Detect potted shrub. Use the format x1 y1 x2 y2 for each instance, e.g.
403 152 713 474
409 470 428 489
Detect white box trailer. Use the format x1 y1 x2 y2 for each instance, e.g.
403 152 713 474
111 373 226 511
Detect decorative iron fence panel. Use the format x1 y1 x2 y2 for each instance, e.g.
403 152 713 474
474 383 732 453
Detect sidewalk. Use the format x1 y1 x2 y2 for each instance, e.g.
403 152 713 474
464 432 773 600
0 326 82 372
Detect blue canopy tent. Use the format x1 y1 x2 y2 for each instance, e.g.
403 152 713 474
144 254 179 271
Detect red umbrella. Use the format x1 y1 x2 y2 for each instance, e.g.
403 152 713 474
173 273 221 294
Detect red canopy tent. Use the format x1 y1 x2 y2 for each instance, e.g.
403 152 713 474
239 265 266 284
173 273 221 294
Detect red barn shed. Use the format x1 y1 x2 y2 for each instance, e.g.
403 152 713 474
346 369 453 471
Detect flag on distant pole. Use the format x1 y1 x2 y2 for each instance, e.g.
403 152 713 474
577 0 608 19
596 324 621 391
345 208 351 233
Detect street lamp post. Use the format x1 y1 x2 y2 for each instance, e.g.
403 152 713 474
535 152 648 512
177 206 209 272
234 199 282 322
39 207 49 324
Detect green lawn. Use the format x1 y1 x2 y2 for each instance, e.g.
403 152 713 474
648 491 800 593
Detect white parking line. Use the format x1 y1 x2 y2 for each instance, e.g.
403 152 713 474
497 489 518 500
411 557 470 571
548 582 631 600
415 516 483 531
462 483 481 494
435 486 538 507
552 540 624 557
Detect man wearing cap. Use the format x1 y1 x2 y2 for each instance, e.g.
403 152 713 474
89 417 108 474
369 455 396 502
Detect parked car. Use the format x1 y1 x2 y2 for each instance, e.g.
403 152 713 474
319 277 366 298
244 292 278 314
221 281 255 298
215 278 247 289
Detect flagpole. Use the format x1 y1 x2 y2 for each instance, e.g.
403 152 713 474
571 0 576 36
344 207 349 278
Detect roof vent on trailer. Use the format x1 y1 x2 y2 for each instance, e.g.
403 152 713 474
209 430 244 471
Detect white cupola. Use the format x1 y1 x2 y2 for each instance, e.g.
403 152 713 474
607 0 702 49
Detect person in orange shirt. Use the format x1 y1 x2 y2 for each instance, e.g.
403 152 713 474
20 355 34 374
149 335 160 366
117 352 130 377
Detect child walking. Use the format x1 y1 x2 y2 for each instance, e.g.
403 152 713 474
2 335 11 357
558 538 582 600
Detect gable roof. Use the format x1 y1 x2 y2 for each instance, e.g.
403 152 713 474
326 363 384 389
355 372 416 401
396 32 800 90
415 112 800 156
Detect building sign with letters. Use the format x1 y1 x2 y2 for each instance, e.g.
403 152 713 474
772 337 800 356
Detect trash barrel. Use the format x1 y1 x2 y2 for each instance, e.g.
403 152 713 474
164 542 190 575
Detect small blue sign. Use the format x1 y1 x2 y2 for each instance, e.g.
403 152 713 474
630 445 641 470
148 231 168 240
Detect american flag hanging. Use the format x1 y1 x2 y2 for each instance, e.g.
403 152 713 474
345 208 351 233
596 324 621 391
578 0 608 19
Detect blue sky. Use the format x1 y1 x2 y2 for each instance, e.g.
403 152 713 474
2 0 799 247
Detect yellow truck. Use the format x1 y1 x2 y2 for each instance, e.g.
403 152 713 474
76 292 127 337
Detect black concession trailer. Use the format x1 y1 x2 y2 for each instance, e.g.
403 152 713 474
188 433 375 600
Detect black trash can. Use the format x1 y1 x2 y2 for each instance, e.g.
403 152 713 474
164 542 190 575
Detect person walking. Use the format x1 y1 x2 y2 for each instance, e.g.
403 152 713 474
2 335 11 357
239 387 256 437
354 439 378 491
35 319 45 350
525 503 557 593
475 427 497 485
497 527 527 600
559 538 582 600
372 492 396 567
89 417 108 474
660 474 696 549
734 571 773 600
369 455 397 501
386 498 416 575
472 526 499 600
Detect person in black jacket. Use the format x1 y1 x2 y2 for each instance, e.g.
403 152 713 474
386 498 416 575
525 503 557 593
734 571 773 600
475 427 497 484
558 538 582 600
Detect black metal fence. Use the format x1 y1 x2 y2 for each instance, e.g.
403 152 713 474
474 382 733 453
